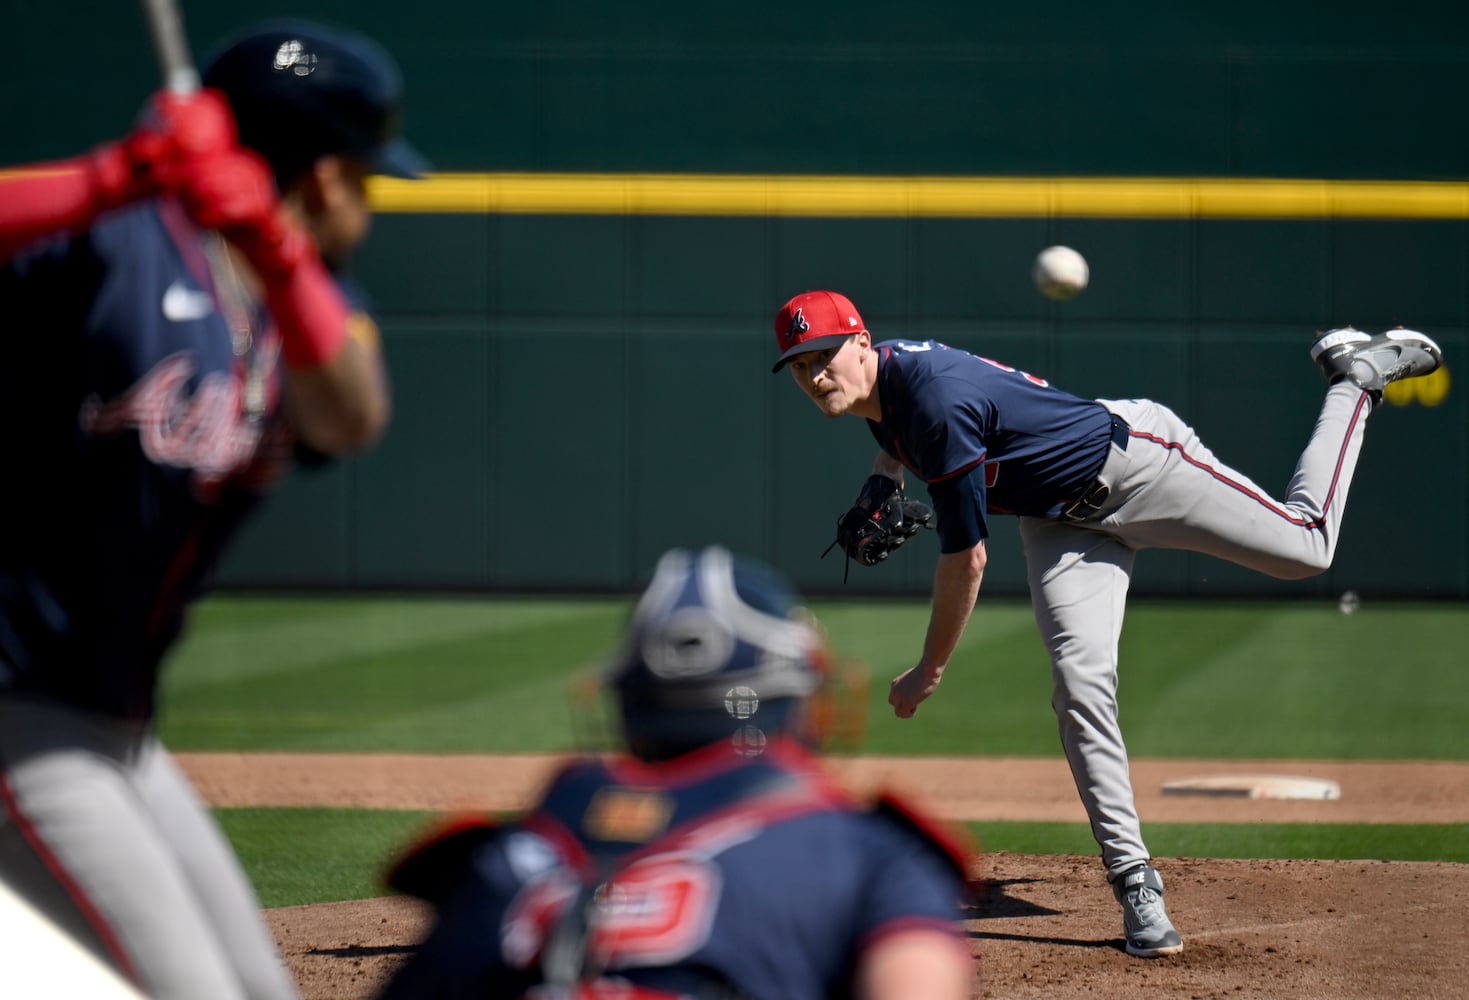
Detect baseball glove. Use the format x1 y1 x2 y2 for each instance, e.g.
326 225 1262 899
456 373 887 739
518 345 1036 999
823 475 935 579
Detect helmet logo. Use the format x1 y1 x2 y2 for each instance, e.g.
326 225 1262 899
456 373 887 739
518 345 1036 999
272 40 318 76
641 608 733 679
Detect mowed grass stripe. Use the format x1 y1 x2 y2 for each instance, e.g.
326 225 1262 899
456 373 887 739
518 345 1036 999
969 821 1469 865
1117 604 1469 760
813 599 1054 756
160 596 1469 759
161 600 626 750
218 808 1469 909
166 598 621 688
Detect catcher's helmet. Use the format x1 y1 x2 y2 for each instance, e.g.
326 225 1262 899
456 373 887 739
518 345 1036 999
605 546 830 762
201 19 429 186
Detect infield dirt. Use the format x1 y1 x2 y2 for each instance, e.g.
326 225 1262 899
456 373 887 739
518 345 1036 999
180 753 1469 1000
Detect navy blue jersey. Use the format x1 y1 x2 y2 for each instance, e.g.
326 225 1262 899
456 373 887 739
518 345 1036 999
0 200 355 718
866 340 1113 551
382 739 972 1000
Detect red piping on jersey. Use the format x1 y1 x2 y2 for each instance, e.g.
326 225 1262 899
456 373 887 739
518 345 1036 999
528 739 856 871
0 771 142 985
858 914 974 952
521 809 596 872
157 198 214 291
525 776 856 879
617 778 854 869
928 453 988 485
875 346 992 488
599 734 830 790
873 790 977 879
1128 391 1368 528
148 521 205 644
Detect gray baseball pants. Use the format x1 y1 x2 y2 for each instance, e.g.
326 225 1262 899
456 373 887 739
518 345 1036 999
0 695 298 1000
1018 384 1372 879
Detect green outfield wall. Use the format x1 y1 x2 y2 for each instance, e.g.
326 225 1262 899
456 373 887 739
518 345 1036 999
9 1 1468 597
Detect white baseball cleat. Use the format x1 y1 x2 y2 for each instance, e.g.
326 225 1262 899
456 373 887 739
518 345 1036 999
1311 326 1443 396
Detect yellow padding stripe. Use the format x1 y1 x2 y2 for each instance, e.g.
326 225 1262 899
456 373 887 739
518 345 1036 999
368 173 1469 220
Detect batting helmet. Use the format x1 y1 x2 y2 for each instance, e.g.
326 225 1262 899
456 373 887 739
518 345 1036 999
603 546 846 762
201 19 429 187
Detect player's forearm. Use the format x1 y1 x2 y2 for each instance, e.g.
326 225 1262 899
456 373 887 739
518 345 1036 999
281 331 391 453
872 450 906 486
240 215 389 453
857 930 974 1000
918 543 987 676
0 155 133 261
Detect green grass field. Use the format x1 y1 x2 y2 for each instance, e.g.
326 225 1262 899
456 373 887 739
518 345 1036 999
159 594 1469 906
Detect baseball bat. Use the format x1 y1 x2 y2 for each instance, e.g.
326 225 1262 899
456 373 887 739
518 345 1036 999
139 0 200 95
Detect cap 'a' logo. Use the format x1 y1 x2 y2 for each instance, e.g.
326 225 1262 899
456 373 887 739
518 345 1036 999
273 40 318 76
785 307 809 343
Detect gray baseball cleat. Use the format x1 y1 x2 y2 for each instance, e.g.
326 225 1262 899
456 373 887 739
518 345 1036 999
1310 326 1443 397
1112 864 1184 958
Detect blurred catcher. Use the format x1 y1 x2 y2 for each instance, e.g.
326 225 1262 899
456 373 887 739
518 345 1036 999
378 545 977 1000
0 18 425 999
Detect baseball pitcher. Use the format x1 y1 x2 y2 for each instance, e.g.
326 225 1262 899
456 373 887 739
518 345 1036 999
771 288 1442 958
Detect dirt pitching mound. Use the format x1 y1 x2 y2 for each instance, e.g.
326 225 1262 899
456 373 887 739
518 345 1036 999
177 752 1469 998
269 853 1469 999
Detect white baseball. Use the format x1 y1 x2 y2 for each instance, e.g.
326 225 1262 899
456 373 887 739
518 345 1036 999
1032 245 1090 301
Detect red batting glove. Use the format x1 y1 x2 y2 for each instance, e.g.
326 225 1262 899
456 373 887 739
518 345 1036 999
151 89 238 160
88 88 239 212
170 144 349 368
169 145 309 277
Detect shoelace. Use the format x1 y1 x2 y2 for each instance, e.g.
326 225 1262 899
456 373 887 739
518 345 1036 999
1125 885 1169 927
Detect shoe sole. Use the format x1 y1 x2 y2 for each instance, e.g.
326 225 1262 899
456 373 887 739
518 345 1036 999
1372 329 1444 385
1383 328 1444 364
1126 940 1185 958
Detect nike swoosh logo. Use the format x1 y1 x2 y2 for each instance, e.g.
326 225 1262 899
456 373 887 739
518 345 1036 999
162 280 215 322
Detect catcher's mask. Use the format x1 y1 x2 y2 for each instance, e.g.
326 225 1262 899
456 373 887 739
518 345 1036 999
573 546 867 762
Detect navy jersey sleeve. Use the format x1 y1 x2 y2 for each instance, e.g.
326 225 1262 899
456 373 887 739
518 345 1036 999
878 353 995 549
916 375 997 550
907 376 991 481
927 468 988 551
875 346 993 484
851 809 970 951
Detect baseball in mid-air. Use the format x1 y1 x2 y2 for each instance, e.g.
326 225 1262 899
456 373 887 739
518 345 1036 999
1032 245 1090 301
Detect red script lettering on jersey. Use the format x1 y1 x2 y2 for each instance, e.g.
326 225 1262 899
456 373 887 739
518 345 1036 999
78 353 270 487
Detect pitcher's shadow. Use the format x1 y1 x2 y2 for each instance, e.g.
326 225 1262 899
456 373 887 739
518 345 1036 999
964 877 1122 951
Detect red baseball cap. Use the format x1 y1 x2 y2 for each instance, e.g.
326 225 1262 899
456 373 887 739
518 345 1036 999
770 290 866 373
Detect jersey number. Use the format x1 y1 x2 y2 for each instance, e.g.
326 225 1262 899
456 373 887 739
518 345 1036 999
503 853 722 970
589 854 722 966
